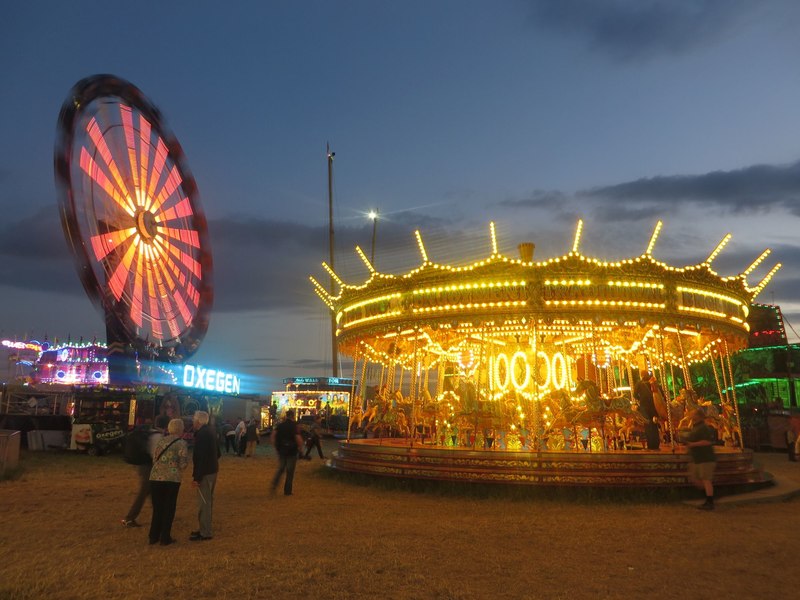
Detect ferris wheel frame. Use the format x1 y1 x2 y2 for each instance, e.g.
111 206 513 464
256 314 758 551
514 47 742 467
54 74 213 360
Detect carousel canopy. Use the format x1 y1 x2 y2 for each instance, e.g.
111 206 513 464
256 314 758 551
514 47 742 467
310 220 780 370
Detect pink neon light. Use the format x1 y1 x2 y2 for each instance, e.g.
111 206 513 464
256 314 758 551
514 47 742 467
90 228 134 261
163 227 200 249
165 244 201 279
79 148 133 216
151 165 182 212
107 241 137 301
157 197 193 222
147 138 169 202
138 115 152 203
146 269 163 339
85 117 133 206
130 249 145 327
119 105 140 198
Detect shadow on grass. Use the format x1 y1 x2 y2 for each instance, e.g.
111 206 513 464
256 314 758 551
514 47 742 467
312 465 701 504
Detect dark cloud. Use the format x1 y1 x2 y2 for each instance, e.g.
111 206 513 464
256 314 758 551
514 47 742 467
497 189 568 210
0 206 82 296
234 356 333 373
581 161 800 216
0 207 454 316
3 157 797 323
0 206 72 259
526 0 753 62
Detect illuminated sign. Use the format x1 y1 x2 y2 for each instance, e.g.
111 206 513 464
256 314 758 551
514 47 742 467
490 350 573 393
183 364 241 394
283 377 355 388
2 340 43 352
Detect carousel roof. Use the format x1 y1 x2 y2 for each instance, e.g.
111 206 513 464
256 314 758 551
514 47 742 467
310 220 781 363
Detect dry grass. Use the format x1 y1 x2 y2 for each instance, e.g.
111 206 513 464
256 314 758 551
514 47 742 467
1 440 797 600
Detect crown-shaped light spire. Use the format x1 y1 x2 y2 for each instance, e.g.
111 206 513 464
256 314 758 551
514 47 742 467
321 262 343 287
750 263 782 299
355 245 375 274
309 276 333 308
572 219 583 253
489 221 498 255
645 221 663 256
705 233 731 265
743 249 771 277
415 230 429 263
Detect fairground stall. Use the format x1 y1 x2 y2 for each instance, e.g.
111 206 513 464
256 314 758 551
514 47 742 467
267 376 355 432
311 221 782 487
0 339 253 453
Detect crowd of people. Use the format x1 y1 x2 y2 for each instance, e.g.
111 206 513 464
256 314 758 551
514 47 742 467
121 408 324 545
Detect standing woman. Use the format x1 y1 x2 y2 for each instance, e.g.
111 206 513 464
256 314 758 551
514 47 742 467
149 418 189 545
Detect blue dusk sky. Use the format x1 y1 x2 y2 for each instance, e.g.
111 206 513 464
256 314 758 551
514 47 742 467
2 1 800 392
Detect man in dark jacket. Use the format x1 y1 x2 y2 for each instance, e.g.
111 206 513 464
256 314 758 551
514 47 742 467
634 370 660 450
190 411 220 541
683 409 717 510
270 409 304 496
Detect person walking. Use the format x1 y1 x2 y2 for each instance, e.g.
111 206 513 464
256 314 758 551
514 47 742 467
190 411 220 541
303 415 325 460
683 409 718 510
148 418 189 545
270 409 304 496
244 418 259 457
121 415 169 528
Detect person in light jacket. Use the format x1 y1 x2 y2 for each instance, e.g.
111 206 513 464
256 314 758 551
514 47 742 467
148 418 189 545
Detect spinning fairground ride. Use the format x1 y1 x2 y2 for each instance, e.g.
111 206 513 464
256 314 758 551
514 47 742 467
311 221 781 487
55 75 213 385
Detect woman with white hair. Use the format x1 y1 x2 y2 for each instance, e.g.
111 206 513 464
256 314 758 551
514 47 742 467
148 418 189 545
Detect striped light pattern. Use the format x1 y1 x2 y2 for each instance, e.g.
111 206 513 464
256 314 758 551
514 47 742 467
77 103 202 341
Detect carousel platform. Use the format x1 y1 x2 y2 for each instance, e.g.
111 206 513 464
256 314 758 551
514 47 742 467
328 438 772 488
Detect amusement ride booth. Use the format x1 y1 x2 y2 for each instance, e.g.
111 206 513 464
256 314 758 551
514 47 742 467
311 221 781 487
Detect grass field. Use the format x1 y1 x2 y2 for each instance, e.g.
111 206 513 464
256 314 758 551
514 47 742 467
1 441 797 599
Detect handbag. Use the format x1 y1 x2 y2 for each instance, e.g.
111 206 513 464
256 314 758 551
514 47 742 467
154 437 180 462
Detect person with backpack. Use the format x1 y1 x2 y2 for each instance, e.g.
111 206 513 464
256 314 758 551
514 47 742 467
121 415 169 528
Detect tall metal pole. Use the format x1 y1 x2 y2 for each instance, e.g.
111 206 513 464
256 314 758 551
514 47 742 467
327 143 338 377
369 209 378 265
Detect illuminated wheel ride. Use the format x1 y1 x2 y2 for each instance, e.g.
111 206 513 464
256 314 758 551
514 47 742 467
55 75 213 362
312 220 781 487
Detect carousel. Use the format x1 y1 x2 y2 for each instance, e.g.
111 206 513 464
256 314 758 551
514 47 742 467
310 220 781 487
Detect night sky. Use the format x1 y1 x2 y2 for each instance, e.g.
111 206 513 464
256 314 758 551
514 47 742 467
2 1 800 392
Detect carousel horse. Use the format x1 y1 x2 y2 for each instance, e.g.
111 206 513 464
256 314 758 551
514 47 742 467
361 400 379 427
713 402 740 446
394 409 411 437
676 389 714 430
348 399 364 430
704 401 739 445
572 379 648 448
419 395 456 443
364 400 393 437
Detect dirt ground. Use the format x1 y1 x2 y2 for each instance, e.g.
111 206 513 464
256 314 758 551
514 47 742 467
1 440 798 600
